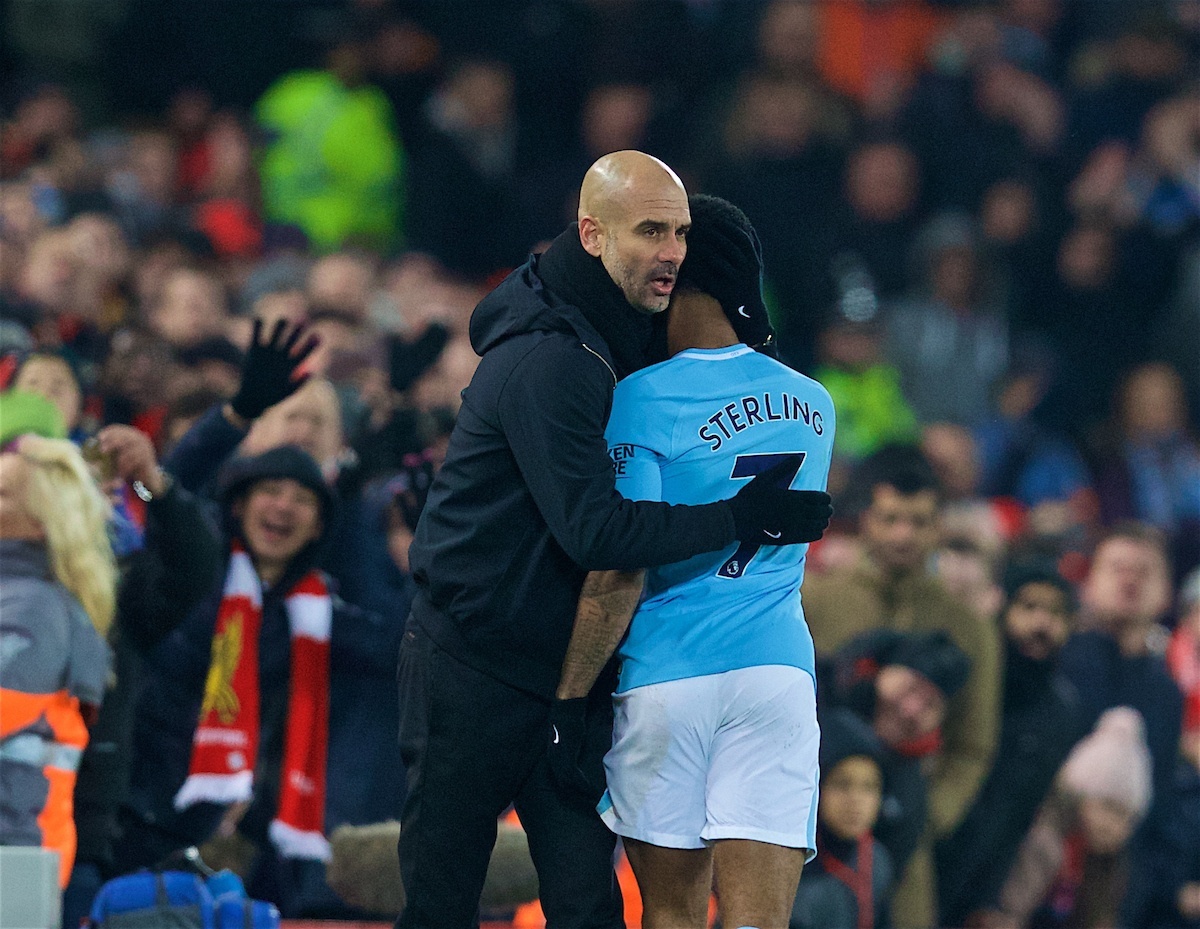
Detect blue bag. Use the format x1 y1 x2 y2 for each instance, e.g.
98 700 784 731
88 870 280 929
88 871 214 929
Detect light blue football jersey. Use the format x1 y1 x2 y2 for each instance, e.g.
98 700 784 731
606 345 835 693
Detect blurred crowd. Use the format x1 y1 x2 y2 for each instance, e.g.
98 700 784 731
0 0 1198 927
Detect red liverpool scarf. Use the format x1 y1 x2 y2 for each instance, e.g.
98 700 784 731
174 543 332 860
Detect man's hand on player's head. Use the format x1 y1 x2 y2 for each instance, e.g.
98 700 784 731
728 455 833 545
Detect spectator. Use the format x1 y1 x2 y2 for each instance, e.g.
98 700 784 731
405 57 530 279
790 707 895 929
147 264 231 352
803 444 1002 928
255 27 404 254
810 255 919 483
884 212 1009 427
1168 567 1200 771
1093 361 1200 578
703 68 846 370
814 0 947 121
936 558 1087 927
1059 522 1185 926
1165 567 1200 929
972 348 1095 531
823 628 972 891
12 350 147 557
117 445 403 915
62 424 224 927
0 428 113 889
11 350 87 441
994 707 1153 929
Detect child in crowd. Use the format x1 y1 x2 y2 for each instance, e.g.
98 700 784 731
791 707 894 929
993 707 1153 929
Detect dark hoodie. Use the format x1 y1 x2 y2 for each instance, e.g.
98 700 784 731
409 226 735 698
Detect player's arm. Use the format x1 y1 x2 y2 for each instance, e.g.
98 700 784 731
556 568 645 700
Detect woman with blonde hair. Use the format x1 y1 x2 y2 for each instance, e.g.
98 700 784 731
0 433 112 888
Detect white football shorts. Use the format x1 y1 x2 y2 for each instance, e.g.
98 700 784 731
597 664 819 859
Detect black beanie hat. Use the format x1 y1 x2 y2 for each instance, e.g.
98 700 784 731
218 444 334 522
889 630 971 700
818 707 885 781
678 194 774 348
1001 557 1077 614
837 628 971 701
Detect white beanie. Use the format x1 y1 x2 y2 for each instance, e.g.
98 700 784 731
1058 706 1153 822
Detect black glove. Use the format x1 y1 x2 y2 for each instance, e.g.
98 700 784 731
387 324 450 393
229 318 318 420
547 697 603 803
727 455 833 545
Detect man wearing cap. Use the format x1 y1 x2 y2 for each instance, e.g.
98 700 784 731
551 194 835 929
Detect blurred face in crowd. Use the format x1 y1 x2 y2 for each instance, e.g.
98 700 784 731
1119 362 1188 443
20 230 78 313
845 142 918 224
307 253 374 323
820 755 884 841
1078 796 1137 855
243 379 343 477
102 329 176 410
581 84 653 159
67 213 130 285
0 451 44 541
579 152 690 315
935 544 1002 620
1005 580 1073 662
921 424 979 501
861 484 939 575
757 0 819 72
152 268 228 348
1082 536 1172 629
234 478 322 584
873 665 947 747
1057 223 1115 291
14 355 82 431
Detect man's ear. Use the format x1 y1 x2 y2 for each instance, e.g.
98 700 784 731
578 216 604 258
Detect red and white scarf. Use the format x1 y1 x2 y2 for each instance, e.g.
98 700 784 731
174 543 332 861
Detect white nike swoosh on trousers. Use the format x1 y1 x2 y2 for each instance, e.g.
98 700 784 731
737 304 750 318
764 530 782 539
552 725 560 744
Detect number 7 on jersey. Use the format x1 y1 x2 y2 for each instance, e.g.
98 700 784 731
717 452 807 580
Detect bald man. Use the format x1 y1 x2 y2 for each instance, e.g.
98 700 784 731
395 152 832 927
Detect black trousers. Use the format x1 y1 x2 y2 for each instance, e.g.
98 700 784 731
394 621 623 929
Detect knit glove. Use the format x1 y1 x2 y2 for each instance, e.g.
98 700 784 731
727 455 833 545
229 319 318 421
547 697 603 803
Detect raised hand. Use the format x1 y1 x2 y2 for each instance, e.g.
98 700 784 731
229 318 319 421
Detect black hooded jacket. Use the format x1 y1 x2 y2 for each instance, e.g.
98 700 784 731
409 231 735 698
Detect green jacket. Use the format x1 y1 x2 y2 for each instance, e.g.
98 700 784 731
256 70 404 252
812 364 918 462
